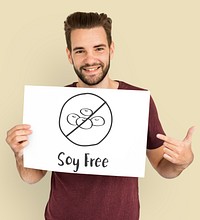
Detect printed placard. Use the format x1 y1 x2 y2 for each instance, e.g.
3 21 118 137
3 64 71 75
23 85 150 177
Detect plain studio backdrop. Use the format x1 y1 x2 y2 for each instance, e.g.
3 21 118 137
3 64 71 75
0 1 199 219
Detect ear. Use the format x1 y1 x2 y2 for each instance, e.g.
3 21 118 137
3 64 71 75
109 41 115 59
66 48 73 64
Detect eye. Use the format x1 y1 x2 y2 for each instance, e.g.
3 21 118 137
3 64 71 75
75 49 85 54
96 47 104 52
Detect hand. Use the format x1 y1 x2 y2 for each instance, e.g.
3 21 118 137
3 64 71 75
156 126 195 170
6 124 32 158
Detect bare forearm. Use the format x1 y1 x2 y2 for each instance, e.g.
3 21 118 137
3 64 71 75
15 155 47 184
156 158 184 179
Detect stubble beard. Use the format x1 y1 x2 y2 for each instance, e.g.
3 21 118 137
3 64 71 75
72 59 111 86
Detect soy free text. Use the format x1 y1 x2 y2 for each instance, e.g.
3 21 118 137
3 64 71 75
58 152 109 172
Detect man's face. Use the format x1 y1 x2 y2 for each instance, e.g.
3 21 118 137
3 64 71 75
67 27 114 86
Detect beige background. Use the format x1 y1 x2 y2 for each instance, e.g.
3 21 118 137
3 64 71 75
0 0 199 219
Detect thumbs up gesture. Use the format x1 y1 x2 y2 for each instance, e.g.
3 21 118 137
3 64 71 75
157 126 195 170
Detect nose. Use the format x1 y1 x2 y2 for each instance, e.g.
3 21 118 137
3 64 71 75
83 51 97 65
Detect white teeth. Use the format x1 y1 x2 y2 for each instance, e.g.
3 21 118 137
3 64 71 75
87 68 97 71
84 66 100 71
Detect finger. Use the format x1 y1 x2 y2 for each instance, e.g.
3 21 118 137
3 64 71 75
9 137 29 155
12 134 29 143
18 140 29 149
6 130 32 145
6 127 32 148
163 141 178 152
156 134 180 146
163 146 180 164
7 124 31 137
163 153 175 164
10 135 29 148
7 124 32 139
183 126 195 143
163 146 178 158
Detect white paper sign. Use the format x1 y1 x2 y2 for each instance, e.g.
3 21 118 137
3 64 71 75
23 85 150 177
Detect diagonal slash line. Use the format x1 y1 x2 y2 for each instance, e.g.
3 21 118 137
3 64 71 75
66 101 106 137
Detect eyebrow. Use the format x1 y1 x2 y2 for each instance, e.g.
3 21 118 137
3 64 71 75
73 44 107 52
94 44 107 48
73 47 84 52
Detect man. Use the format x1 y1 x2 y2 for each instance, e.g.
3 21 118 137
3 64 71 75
6 12 194 220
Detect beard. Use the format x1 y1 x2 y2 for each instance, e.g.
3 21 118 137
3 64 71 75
72 58 110 86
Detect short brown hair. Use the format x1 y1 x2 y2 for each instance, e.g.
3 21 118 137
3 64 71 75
64 12 112 51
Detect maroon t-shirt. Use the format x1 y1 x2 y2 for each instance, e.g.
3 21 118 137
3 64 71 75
45 81 165 220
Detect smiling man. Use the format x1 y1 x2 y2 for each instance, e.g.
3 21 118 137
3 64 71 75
6 12 194 220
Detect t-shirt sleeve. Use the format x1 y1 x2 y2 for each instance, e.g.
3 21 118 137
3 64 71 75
147 96 165 149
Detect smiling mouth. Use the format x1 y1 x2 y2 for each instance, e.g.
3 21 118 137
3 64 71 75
82 65 101 73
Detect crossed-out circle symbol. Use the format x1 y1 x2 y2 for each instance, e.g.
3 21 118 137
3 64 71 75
59 93 113 147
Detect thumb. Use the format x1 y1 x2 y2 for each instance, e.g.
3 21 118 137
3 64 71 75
183 126 195 142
